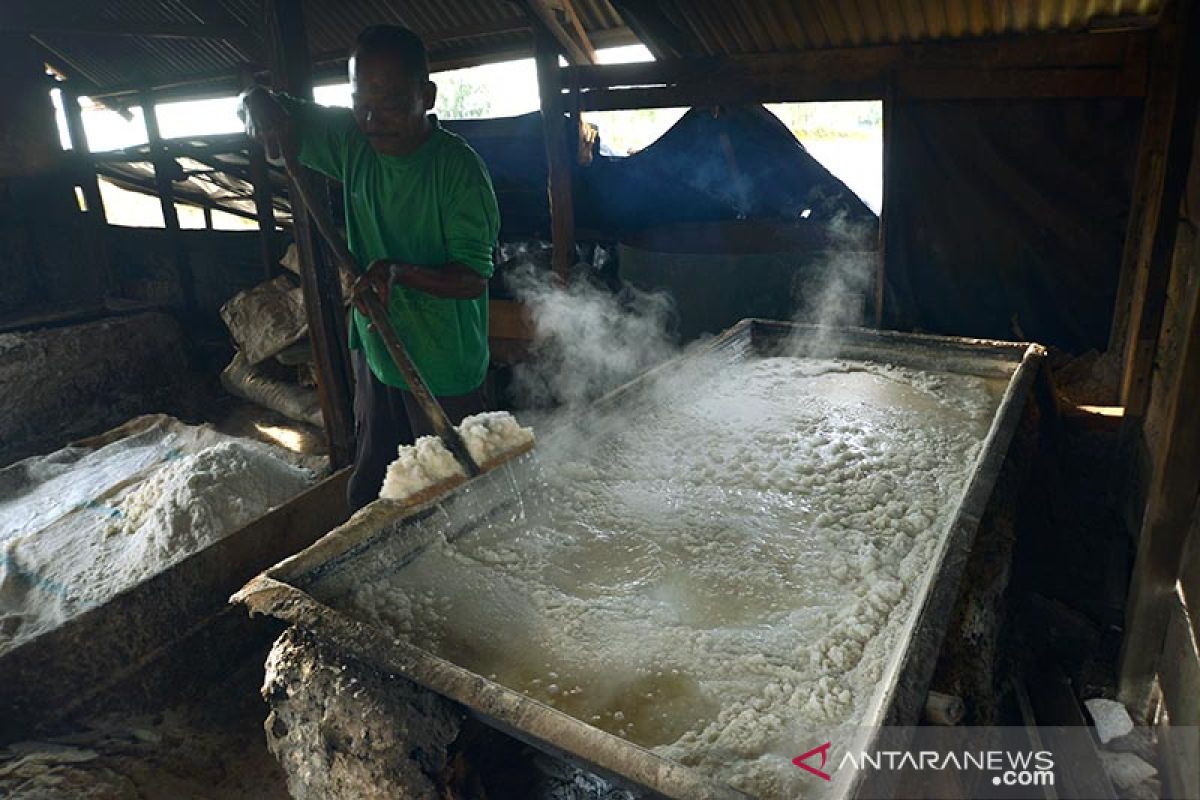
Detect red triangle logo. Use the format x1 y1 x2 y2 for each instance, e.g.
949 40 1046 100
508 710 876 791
792 742 833 781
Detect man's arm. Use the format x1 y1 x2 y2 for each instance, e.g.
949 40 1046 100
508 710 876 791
358 259 486 302
239 86 353 181
239 86 291 160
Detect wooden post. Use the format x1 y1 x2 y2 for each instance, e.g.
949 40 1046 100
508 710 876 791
60 84 115 298
248 131 277 279
534 27 576 280
1109 0 1200 418
1112 1 1200 711
60 87 106 220
874 77 895 329
1119 217 1200 714
240 66 279 280
141 89 196 312
265 0 355 469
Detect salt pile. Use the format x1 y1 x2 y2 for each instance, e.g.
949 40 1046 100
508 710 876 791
346 356 1001 798
0 435 314 653
104 440 314 574
378 411 534 502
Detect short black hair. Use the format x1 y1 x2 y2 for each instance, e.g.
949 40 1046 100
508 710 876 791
353 25 429 80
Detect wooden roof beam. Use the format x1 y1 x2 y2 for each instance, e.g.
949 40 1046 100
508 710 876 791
517 0 595 64
560 0 598 60
564 30 1151 107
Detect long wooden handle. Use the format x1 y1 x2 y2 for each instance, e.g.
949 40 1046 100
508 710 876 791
282 152 481 477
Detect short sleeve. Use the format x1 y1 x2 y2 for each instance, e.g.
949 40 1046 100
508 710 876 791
276 94 356 182
443 145 500 278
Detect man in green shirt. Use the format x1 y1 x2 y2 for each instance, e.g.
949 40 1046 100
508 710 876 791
242 26 500 510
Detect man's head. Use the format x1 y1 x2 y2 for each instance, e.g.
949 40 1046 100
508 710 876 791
349 25 436 156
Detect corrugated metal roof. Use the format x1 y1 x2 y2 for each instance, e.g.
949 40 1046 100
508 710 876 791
30 0 628 98
634 0 1163 57
27 0 1163 100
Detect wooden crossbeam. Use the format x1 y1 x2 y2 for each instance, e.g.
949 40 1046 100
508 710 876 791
564 30 1149 108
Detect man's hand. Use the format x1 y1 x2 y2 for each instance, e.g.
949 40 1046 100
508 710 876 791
239 86 294 163
352 259 402 318
351 260 487 317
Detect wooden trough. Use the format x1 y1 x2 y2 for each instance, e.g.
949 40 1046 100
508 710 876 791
234 319 1048 799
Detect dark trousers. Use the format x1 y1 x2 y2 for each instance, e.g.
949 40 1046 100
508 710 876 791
346 348 487 512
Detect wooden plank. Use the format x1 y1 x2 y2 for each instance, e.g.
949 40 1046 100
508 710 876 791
1157 580 1200 800
1023 671 1118 798
60 87 105 220
1159 586 1200 726
1026 668 1118 800
566 30 1147 107
1113 0 1200 418
1179 496 1200 643
1141 223 1197 477
875 78 894 328
94 165 264 225
519 0 594 65
576 66 1140 109
489 299 535 340
60 83 115 299
1119 212 1200 712
560 0 598 62
33 41 108 101
566 30 1141 88
140 90 196 313
534 27 576 279
265 0 355 470
1157 710 1200 800
240 67 278 281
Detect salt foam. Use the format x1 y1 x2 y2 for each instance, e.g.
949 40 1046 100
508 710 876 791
378 412 534 502
346 356 1001 798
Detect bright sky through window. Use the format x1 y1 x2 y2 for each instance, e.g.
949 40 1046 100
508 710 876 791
54 43 879 219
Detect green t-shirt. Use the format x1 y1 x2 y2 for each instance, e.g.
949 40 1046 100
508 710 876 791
281 96 499 395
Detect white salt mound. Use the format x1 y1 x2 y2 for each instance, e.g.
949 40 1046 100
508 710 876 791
378 412 534 502
0 436 314 654
107 440 314 572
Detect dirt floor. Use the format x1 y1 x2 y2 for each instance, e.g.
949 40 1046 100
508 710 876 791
0 648 290 800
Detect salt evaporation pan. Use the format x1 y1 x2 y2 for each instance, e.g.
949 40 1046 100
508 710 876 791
348 356 1002 798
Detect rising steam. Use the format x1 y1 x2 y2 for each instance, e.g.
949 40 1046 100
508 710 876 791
505 266 679 409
